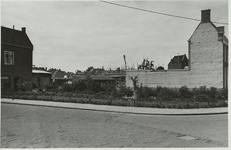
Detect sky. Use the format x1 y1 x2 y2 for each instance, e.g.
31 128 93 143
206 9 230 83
1 0 229 72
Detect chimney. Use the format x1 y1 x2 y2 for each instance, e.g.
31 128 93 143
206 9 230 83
201 9 211 23
22 27 26 33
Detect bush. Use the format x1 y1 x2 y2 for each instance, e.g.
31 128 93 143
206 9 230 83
217 88 228 100
137 86 155 98
179 86 192 99
73 81 88 92
154 86 175 101
63 84 73 92
175 104 184 109
113 86 133 98
193 86 210 101
208 87 218 100
155 103 161 108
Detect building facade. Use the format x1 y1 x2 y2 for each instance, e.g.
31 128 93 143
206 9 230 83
126 9 228 89
1 26 33 91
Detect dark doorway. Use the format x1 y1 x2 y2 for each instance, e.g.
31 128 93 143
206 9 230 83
14 77 24 91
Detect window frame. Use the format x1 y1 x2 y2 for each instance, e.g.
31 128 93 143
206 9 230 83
4 51 14 65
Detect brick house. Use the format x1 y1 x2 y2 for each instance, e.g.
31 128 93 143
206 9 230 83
188 9 228 88
126 9 228 89
1 26 33 91
168 54 188 69
51 69 73 86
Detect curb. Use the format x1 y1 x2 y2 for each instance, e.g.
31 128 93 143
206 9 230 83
1 100 228 116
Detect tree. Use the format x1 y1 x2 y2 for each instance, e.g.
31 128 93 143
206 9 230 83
130 76 138 100
85 66 94 73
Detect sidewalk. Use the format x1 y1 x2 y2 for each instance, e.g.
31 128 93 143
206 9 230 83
1 98 228 115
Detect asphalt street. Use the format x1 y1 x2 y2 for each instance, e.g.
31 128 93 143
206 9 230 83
1 103 228 148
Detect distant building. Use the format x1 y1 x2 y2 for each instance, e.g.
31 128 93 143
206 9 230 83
32 70 52 90
91 75 116 92
168 54 188 69
109 74 125 87
72 75 87 83
51 69 71 86
91 68 105 74
1 26 33 91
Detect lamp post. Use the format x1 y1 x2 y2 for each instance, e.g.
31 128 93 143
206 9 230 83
12 25 15 100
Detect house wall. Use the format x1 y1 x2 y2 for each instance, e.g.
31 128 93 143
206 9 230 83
168 63 182 69
126 23 225 89
1 44 33 90
189 23 223 88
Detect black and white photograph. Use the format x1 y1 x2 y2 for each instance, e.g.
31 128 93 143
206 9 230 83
1 0 229 148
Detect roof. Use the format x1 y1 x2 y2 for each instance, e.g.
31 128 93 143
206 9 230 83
109 74 125 78
188 21 228 44
92 75 115 81
92 68 105 74
73 75 87 81
73 74 115 81
52 70 66 79
169 54 187 64
32 70 52 74
1 26 33 49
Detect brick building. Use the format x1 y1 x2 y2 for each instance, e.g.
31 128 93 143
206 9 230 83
1 26 33 91
126 9 228 89
51 69 71 86
168 54 188 69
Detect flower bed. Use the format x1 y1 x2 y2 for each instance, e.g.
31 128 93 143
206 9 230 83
1 85 228 109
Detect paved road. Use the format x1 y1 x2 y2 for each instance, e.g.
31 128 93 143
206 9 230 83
1 103 228 148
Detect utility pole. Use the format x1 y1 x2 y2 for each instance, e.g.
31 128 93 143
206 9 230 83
12 25 15 100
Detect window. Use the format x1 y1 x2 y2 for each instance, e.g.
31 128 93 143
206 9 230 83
4 51 14 65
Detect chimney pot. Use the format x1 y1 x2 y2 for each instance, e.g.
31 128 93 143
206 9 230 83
22 27 26 33
201 9 211 23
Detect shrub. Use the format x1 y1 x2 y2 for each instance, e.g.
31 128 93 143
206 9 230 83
154 86 174 101
193 86 210 101
179 86 192 99
62 84 73 92
171 104 176 109
217 88 228 100
72 81 88 92
175 104 184 109
113 86 133 98
155 103 161 108
150 104 156 108
208 87 218 100
166 104 172 109
137 86 155 99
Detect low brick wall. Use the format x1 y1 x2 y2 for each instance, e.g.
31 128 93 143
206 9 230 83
126 68 223 89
